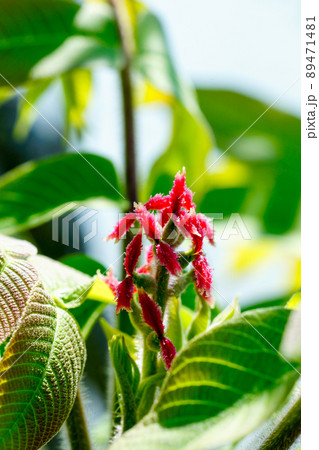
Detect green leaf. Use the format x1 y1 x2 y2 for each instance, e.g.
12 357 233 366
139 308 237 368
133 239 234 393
196 89 300 234
13 79 54 141
165 297 183 352
27 254 93 308
110 307 299 449
109 335 140 431
146 102 213 202
100 318 136 357
134 12 183 101
0 235 85 448
60 254 114 340
0 0 80 86
212 297 240 326
186 296 211 341
0 237 39 343
0 284 85 448
0 152 124 234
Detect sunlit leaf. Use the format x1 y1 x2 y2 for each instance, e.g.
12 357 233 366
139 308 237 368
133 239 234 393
111 307 299 449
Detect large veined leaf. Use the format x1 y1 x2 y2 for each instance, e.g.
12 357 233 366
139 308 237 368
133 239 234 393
111 307 299 449
0 236 86 449
0 153 124 234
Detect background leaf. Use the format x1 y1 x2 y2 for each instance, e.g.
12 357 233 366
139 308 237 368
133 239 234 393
196 89 300 234
0 153 124 234
0 0 80 86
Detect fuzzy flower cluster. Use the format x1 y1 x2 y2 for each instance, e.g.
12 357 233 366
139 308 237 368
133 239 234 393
104 169 214 369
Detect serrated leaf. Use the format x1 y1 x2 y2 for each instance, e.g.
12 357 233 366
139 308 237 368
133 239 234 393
110 307 299 450
0 153 124 234
0 242 39 343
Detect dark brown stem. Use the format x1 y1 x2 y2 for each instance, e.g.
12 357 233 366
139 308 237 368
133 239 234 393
110 0 137 209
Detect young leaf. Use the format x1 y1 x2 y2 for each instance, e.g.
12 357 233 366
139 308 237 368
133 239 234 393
110 307 299 449
186 296 211 341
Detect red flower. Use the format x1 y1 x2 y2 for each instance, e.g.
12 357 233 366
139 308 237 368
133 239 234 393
115 276 135 313
193 252 213 301
135 204 161 241
124 232 143 276
106 213 136 242
138 291 176 369
145 194 171 211
156 241 182 276
176 211 204 254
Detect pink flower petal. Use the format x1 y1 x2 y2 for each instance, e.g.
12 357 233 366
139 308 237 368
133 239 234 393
156 241 182 276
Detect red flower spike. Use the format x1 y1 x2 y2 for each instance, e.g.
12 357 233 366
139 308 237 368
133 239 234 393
156 241 182 276
106 213 136 242
138 291 164 337
124 232 143 276
160 337 177 370
100 267 119 294
115 276 135 314
193 252 213 301
169 168 186 214
145 194 171 211
135 204 161 241
197 213 214 245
